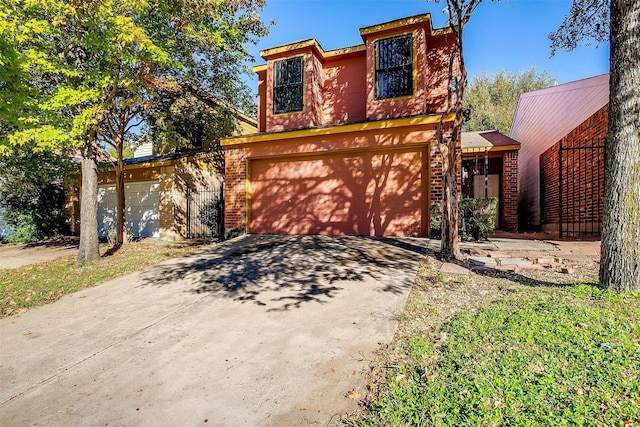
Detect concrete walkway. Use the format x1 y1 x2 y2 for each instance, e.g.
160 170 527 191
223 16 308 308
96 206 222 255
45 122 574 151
0 235 428 427
429 236 600 275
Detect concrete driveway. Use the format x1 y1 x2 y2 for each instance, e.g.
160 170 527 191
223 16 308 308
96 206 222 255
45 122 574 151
0 239 78 269
0 235 428 426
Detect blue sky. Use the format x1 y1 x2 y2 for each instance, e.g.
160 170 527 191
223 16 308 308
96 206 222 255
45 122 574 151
245 0 609 90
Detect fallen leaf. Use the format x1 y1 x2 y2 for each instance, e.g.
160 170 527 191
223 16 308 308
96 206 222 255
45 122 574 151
346 388 360 400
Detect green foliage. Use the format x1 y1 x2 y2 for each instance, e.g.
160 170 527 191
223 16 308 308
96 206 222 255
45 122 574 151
355 285 640 426
459 197 497 241
0 143 73 242
198 197 223 238
549 0 609 56
463 66 555 134
1 0 268 255
4 213 37 243
1 0 268 154
429 198 497 241
149 94 238 157
429 204 442 239
106 141 135 160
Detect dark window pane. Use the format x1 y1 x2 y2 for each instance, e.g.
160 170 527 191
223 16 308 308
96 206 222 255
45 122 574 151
375 34 413 99
274 56 304 114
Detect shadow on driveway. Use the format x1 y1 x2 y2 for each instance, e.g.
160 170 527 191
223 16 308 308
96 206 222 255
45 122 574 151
139 234 428 312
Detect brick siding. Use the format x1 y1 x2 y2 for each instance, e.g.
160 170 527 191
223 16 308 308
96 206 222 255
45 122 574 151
224 146 248 231
501 150 518 231
539 105 607 231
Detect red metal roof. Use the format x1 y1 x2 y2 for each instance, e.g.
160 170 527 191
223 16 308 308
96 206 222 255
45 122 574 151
461 130 521 152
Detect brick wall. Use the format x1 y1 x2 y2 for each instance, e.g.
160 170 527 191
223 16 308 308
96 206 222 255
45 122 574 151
539 105 607 231
429 139 443 206
429 138 462 216
540 143 560 225
502 150 518 231
224 146 247 231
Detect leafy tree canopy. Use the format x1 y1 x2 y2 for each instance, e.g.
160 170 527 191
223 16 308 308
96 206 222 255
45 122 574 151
0 0 268 155
463 66 555 134
549 0 609 56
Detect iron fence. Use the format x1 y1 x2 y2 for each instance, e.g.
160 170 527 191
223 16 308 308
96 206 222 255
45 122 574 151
186 184 224 240
559 139 605 238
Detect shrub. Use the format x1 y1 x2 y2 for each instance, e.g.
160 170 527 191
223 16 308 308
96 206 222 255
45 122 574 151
5 213 38 244
429 197 498 241
0 143 72 243
429 204 442 239
198 196 223 238
459 197 498 241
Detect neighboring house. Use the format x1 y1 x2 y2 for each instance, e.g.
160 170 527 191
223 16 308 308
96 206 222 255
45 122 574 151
461 131 520 231
65 112 257 240
510 74 608 236
222 13 459 237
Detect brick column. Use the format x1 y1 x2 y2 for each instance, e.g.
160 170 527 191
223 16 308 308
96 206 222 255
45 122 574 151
502 150 519 231
224 146 247 233
429 139 443 206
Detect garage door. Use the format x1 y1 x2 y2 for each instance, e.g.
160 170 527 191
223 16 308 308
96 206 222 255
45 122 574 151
97 181 160 238
249 148 428 236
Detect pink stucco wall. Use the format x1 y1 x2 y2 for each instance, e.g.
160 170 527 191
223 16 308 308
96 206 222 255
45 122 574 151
322 55 367 125
257 19 454 133
265 51 324 133
364 26 428 121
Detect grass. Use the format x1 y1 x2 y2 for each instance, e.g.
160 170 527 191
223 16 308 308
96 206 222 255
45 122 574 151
349 274 640 426
0 240 207 318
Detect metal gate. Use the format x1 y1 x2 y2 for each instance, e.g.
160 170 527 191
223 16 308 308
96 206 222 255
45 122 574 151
559 139 605 238
186 184 224 240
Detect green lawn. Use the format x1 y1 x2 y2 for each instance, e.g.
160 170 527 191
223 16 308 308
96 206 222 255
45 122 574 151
0 240 206 318
350 280 640 426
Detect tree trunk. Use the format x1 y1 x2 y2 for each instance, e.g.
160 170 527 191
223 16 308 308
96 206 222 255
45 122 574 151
77 142 100 266
599 0 640 291
439 10 465 259
440 139 461 257
115 145 126 247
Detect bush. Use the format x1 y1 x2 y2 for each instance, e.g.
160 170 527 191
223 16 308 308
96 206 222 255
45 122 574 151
459 197 498 241
198 197 223 238
5 213 38 244
429 197 498 241
429 204 442 239
0 143 72 243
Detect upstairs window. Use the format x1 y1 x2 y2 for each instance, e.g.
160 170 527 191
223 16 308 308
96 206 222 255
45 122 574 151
375 34 414 100
273 56 304 114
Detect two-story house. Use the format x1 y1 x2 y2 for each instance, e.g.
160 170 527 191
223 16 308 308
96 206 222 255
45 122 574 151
222 13 458 236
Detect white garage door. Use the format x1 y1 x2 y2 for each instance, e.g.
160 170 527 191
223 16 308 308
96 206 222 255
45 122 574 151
97 181 160 238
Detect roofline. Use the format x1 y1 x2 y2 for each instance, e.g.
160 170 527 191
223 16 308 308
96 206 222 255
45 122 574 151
519 73 609 99
259 39 366 62
462 144 520 154
221 113 455 147
258 13 453 64
359 12 456 37
359 13 433 35
510 73 609 138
